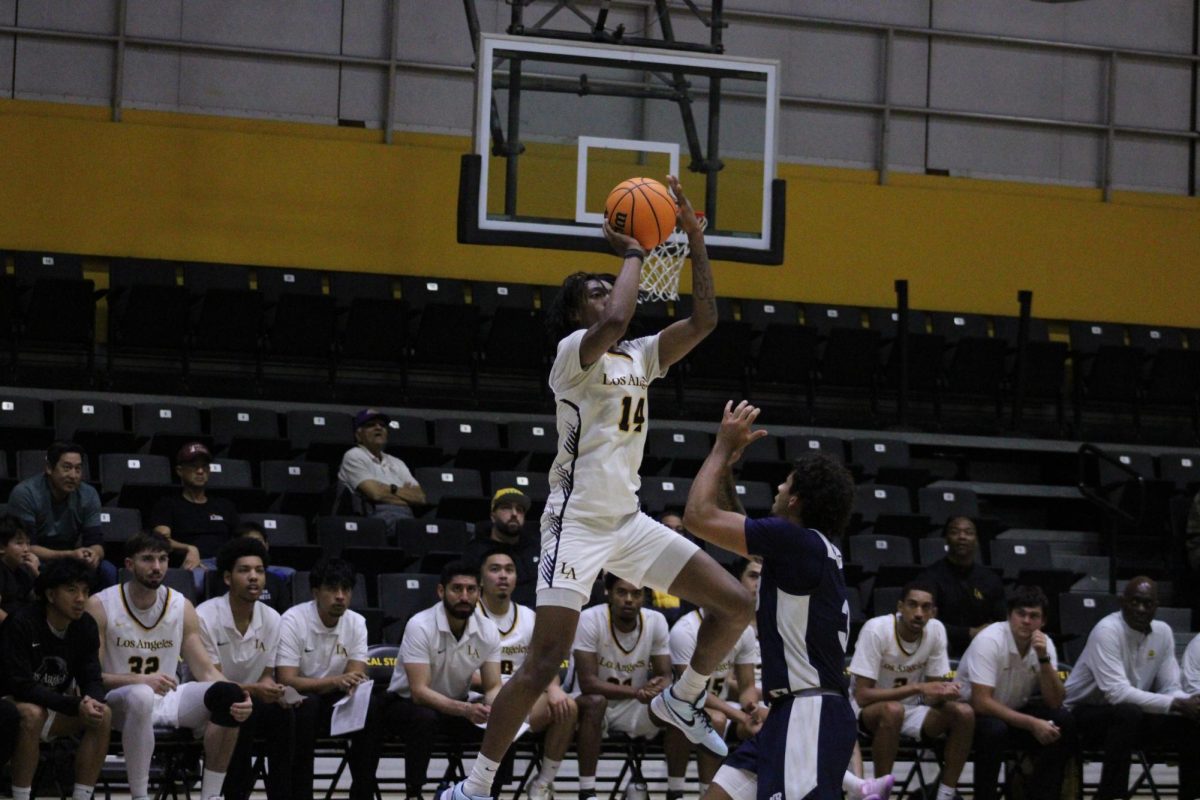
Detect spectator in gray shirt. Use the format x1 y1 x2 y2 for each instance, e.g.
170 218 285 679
6 442 116 588
336 409 425 536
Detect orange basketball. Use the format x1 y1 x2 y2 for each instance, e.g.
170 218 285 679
604 177 678 250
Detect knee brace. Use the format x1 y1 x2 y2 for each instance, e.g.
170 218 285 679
204 681 246 728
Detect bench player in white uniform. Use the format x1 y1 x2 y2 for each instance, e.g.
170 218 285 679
86 533 252 800
196 536 292 800
849 582 973 800
570 574 672 800
448 176 755 800
475 548 577 800
666 608 763 800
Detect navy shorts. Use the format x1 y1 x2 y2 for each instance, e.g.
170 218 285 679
724 693 856 800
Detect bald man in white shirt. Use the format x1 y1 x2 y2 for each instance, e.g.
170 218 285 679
1064 576 1200 800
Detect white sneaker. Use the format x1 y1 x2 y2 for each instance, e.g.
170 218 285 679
649 685 728 757
861 775 894 800
438 782 492 800
527 781 553 800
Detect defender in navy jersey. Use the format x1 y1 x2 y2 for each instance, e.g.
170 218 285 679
684 401 892 800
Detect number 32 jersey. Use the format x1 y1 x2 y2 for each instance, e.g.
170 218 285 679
546 329 667 521
97 583 184 678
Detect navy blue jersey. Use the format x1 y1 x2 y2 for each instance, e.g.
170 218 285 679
744 515 850 699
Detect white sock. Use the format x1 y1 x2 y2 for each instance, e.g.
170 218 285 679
13 786 31 800
464 754 502 797
936 784 956 800
698 782 709 796
534 758 563 786
676 666 710 704
73 785 96 800
579 776 597 792
668 777 687 793
842 772 865 797
201 768 226 800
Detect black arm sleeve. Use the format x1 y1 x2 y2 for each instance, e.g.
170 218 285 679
3 614 84 715
74 614 107 703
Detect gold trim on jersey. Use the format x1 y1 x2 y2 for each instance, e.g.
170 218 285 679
893 613 922 657
119 584 173 632
605 349 634 362
479 601 518 637
608 608 644 655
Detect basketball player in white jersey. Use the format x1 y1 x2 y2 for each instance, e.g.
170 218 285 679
86 533 252 800
447 175 754 800
475 548 577 800
849 581 974 800
570 574 673 800
666 607 763 800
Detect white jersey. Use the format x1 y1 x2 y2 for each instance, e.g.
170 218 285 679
475 601 536 682
196 594 282 685
669 610 759 699
849 614 951 708
97 583 185 679
545 329 666 521
567 604 670 693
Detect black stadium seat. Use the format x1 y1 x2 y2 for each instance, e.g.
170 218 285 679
241 512 309 546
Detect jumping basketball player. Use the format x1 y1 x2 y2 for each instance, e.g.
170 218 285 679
86 533 252 800
684 401 893 800
443 175 755 800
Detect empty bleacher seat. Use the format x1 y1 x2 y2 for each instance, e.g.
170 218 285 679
379 573 439 642
411 467 487 522
917 487 980 528
988 539 1052 580
639 476 692 515
846 534 914 573
99 453 172 496
783 434 845 463
314 516 390 557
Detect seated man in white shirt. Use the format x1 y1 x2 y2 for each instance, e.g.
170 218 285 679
664 605 763 800
196 537 292 800
571 574 673 800
957 585 1076 800
849 581 974 800
387 560 502 800
337 409 426 535
1064 576 1200 800
1184 631 1200 694
276 558 382 800
475 548 576 800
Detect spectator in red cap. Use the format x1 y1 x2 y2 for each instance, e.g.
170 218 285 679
150 442 240 585
337 409 426 536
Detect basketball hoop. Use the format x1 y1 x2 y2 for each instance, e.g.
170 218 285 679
639 215 707 303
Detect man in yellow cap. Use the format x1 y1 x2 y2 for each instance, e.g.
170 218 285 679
463 488 540 592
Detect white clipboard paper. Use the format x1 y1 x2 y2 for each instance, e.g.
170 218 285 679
330 679 375 736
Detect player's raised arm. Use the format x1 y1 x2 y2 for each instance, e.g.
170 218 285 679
577 222 646 368
684 401 769 555
657 175 717 368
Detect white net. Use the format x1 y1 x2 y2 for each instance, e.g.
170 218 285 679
639 215 707 303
